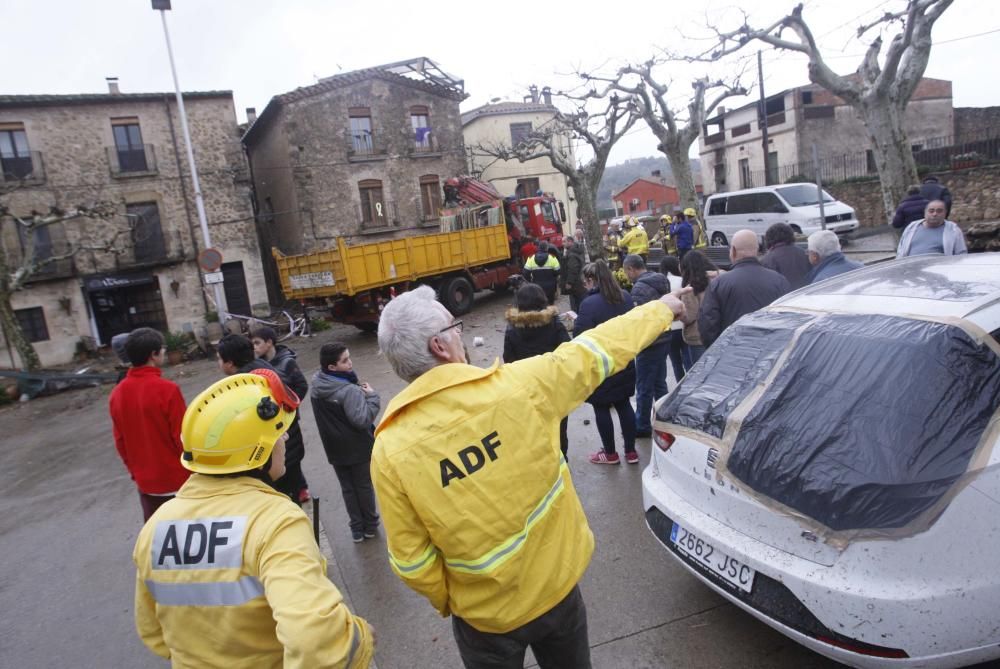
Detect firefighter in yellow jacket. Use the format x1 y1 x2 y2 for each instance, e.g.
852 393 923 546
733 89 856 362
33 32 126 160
372 285 686 668
617 216 649 258
685 207 709 249
133 369 374 669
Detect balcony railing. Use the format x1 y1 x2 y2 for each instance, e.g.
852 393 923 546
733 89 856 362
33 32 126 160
410 134 440 155
347 136 387 161
107 144 158 177
0 150 45 184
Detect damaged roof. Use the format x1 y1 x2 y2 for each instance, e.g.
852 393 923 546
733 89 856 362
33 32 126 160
243 57 465 144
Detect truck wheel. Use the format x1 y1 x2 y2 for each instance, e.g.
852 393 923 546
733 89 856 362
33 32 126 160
440 276 475 315
711 232 727 246
354 322 378 333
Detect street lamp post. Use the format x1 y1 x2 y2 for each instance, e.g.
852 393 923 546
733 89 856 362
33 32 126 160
151 0 228 318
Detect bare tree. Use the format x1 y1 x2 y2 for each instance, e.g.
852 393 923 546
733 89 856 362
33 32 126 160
0 187 125 370
683 0 954 221
470 93 638 259
583 62 746 213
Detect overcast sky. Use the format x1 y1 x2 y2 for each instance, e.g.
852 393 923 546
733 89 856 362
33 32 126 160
5 0 996 164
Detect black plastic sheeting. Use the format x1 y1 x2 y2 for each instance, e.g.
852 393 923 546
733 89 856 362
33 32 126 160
727 314 1000 532
655 310 812 439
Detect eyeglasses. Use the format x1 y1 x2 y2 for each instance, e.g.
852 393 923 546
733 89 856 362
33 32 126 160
438 320 463 335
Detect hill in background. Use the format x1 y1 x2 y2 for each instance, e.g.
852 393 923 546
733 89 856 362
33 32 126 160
598 156 701 207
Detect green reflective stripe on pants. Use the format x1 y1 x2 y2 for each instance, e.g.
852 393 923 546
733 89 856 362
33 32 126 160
445 460 568 574
145 575 264 606
389 542 439 576
573 336 612 381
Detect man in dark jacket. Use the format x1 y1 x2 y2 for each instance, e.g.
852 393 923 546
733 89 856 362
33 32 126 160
623 254 670 437
806 230 863 284
311 342 381 543
673 215 694 259
561 237 587 312
893 186 930 229
217 333 308 505
699 230 791 347
252 327 311 503
760 223 811 290
524 242 561 304
919 175 952 217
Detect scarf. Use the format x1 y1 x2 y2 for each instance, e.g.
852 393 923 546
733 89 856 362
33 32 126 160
324 369 359 385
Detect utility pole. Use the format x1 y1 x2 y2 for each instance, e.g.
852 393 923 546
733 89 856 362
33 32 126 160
152 0 228 318
811 144 827 230
758 50 770 186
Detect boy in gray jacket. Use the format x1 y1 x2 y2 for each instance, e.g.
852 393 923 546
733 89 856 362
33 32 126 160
311 342 381 542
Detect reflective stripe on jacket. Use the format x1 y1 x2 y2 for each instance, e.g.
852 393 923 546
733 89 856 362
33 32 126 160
372 301 673 633
133 475 374 669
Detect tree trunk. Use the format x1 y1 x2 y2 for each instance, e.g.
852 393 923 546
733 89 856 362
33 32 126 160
0 252 41 371
860 100 918 225
662 138 699 213
570 178 605 260
0 293 41 371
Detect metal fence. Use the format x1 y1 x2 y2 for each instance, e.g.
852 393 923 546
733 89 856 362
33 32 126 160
745 133 1000 188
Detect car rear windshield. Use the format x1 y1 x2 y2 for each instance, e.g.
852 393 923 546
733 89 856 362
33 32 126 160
726 314 1000 532
655 310 812 438
775 185 835 207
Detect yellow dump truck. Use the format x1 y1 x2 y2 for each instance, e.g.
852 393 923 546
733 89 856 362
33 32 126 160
273 200 519 330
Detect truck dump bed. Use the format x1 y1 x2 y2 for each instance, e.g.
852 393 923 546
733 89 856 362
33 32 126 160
274 207 510 300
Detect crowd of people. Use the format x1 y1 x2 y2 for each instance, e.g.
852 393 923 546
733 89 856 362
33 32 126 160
113 184 970 668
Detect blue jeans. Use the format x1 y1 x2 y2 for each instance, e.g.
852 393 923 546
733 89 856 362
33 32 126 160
685 345 706 367
634 340 669 433
592 399 637 455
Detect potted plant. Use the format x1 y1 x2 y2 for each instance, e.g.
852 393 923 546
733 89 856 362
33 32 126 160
951 151 982 170
163 331 190 365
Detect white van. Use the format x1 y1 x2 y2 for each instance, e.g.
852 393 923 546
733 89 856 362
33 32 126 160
703 185 859 246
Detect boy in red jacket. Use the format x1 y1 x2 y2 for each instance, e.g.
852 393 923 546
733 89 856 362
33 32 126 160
108 328 189 521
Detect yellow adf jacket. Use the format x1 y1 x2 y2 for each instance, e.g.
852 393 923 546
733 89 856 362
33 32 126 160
618 225 649 255
133 475 374 669
371 301 673 634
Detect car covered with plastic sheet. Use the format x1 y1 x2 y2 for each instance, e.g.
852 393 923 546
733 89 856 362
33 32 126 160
642 253 1000 668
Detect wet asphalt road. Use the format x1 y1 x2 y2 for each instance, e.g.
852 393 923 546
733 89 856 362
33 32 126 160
0 287 850 669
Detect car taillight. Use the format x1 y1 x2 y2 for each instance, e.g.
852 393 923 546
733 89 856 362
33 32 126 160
815 636 908 659
653 430 675 452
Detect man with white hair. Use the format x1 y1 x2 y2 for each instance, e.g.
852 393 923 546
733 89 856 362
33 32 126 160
372 284 686 668
806 230 864 284
896 199 968 258
698 229 790 347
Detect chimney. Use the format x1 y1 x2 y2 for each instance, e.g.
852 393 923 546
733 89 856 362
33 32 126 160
541 86 552 105
246 107 257 124
717 105 726 116
106 77 120 95
529 85 539 104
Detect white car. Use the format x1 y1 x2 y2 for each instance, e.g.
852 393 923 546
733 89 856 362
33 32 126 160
643 253 1000 668
703 185 860 246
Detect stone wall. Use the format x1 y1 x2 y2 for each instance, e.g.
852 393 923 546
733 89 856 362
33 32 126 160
954 107 1000 142
827 163 1000 228
0 92 265 366
247 74 468 257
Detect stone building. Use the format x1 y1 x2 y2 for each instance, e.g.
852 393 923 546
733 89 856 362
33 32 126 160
0 83 265 367
242 57 468 302
462 86 575 215
698 77 954 194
